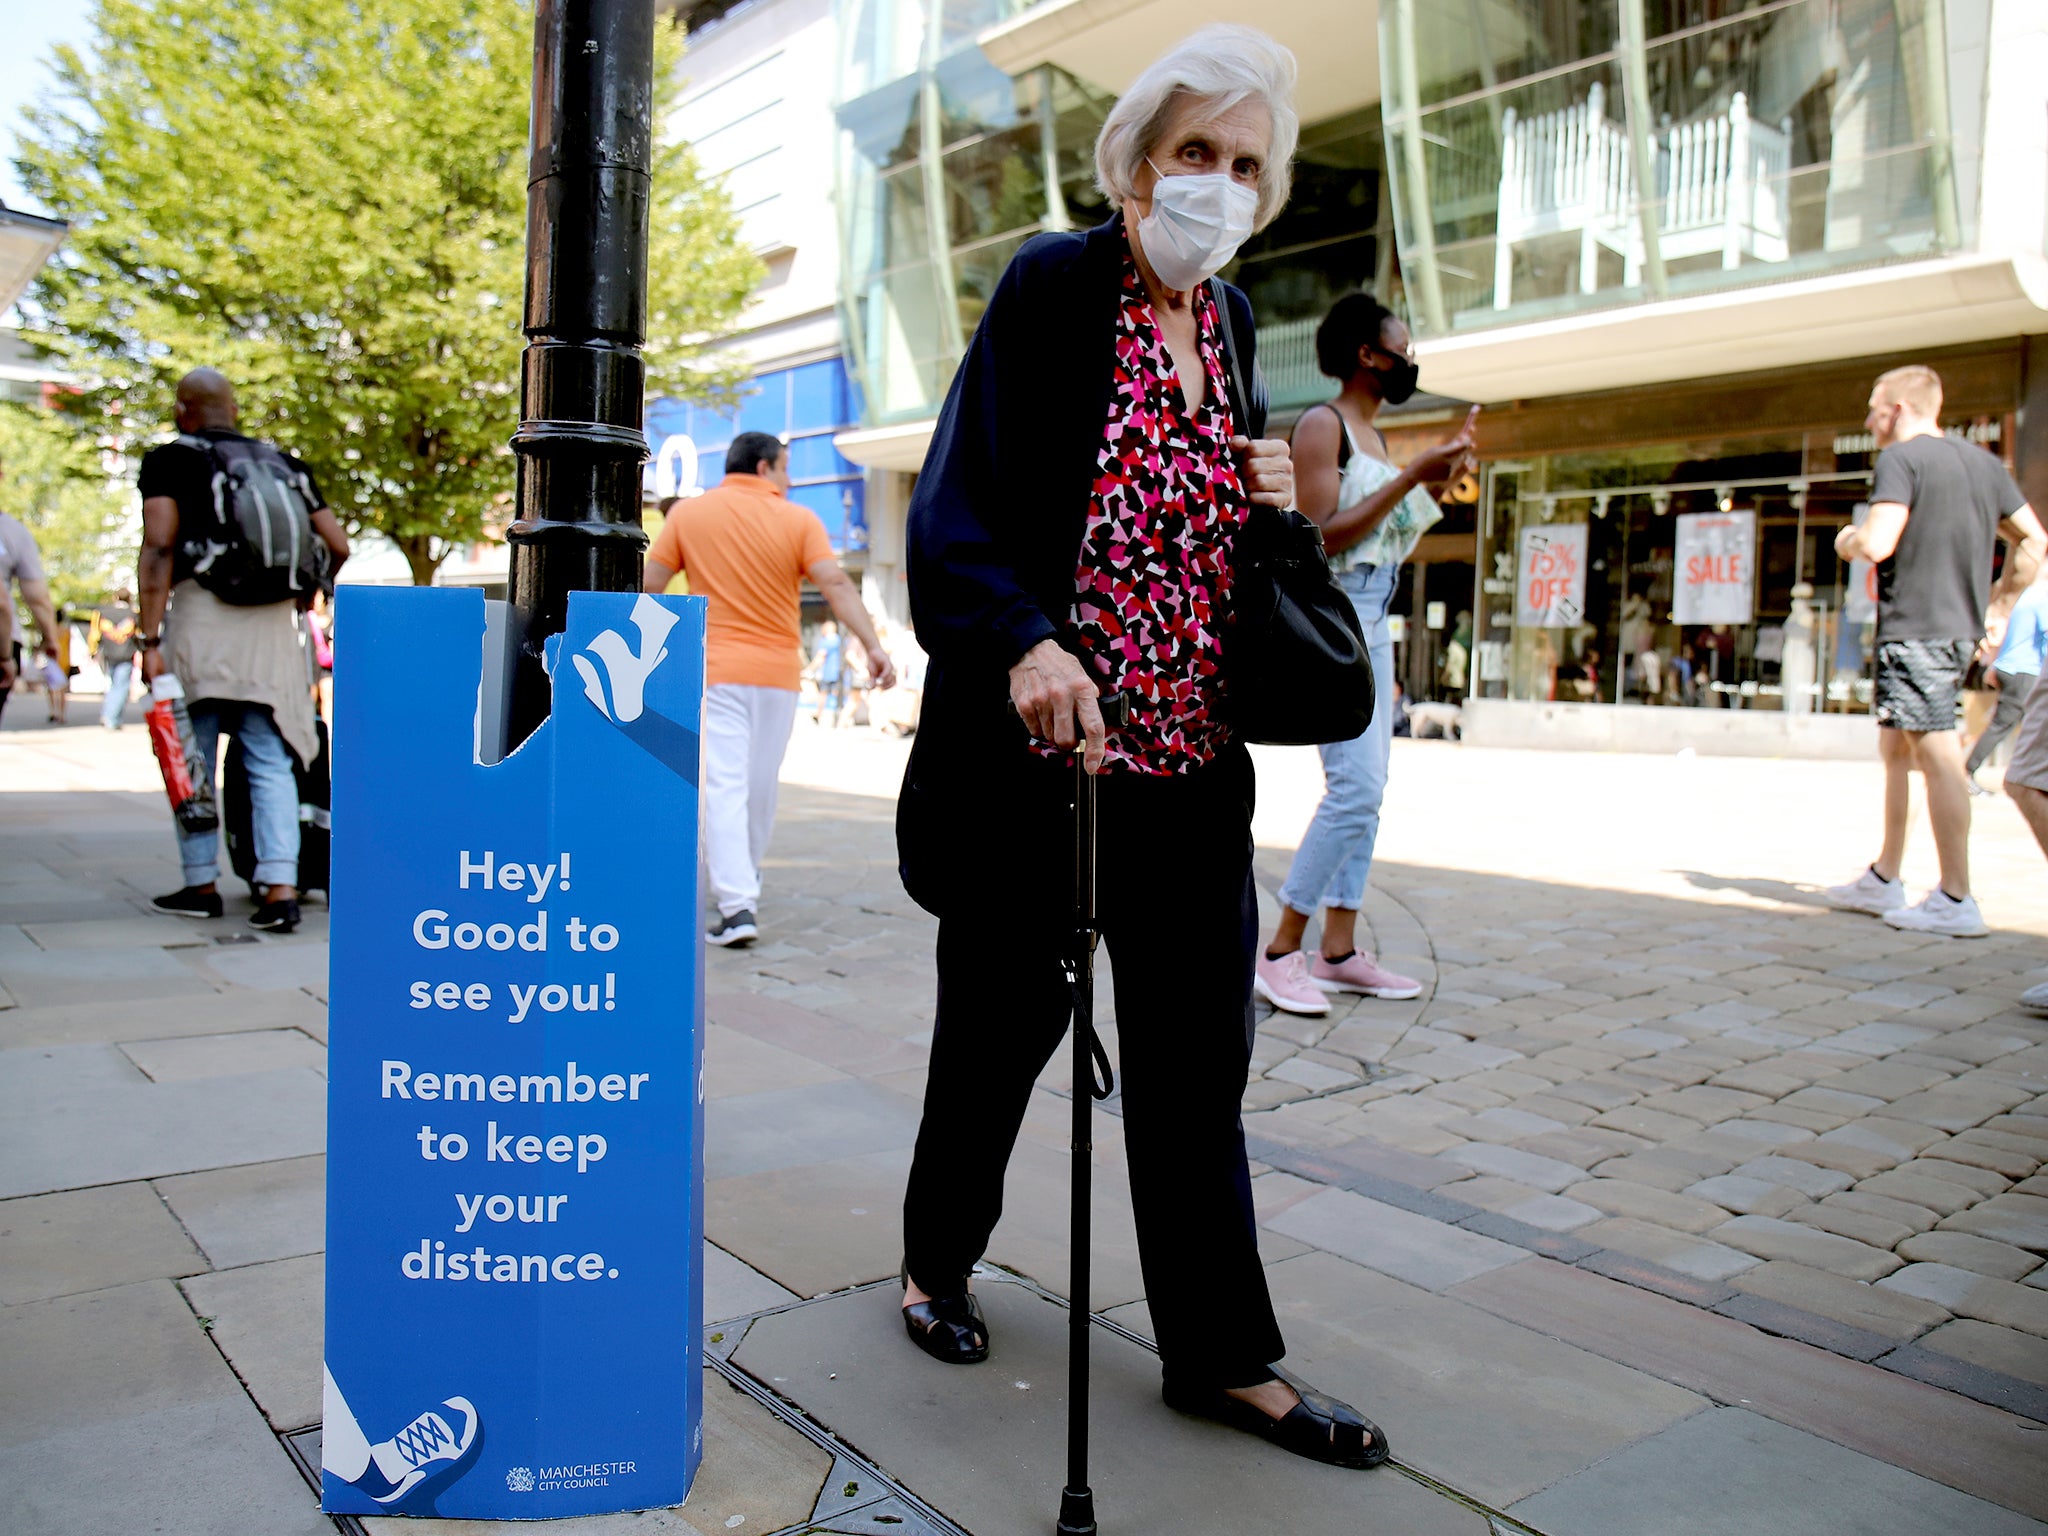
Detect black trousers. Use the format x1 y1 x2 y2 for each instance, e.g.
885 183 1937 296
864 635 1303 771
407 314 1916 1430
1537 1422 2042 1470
902 745 1286 1389
1967 672 2037 775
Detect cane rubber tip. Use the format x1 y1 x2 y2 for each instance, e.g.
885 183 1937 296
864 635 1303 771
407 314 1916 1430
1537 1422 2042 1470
1056 1486 1097 1536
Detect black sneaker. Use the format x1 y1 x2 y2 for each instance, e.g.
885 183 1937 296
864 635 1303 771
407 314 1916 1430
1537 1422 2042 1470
249 898 301 934
151 886 224 919
707 909 757 947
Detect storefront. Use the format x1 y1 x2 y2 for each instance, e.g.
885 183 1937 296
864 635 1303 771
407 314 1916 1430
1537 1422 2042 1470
1465 341 2026 737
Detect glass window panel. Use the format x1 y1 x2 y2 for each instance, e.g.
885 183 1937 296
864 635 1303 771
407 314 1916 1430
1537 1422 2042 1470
787 481 849 541
787 432 855 480
934 45 1020 143
738 371 789 436
789 360 853 433
942 124 1048 246
951 230 1032 336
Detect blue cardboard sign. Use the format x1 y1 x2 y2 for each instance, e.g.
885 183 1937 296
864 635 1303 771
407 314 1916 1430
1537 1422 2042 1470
323 587 706 1519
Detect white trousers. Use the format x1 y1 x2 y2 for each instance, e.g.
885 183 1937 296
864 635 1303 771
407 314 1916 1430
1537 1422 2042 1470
703 683 800 917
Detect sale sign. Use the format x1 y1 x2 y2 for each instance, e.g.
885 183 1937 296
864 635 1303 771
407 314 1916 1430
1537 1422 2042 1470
1516 524 1588 628
1674 511 1757 624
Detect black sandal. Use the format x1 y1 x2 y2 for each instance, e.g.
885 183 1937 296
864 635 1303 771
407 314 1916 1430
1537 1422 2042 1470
1163 1369 1389 1469
900 1264 990 1365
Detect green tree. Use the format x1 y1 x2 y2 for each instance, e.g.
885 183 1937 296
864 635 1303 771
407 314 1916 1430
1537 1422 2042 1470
14 0 760 585
0 401 130 612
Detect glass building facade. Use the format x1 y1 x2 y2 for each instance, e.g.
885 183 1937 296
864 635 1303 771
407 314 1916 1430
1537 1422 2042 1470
1380 0 1983 337
835 0 1116 423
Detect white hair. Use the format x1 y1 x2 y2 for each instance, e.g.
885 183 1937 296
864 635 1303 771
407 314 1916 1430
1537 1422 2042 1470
1094 25 1299 232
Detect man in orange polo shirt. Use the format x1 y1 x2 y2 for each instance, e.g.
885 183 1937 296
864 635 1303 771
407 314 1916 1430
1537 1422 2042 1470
645 431 895 946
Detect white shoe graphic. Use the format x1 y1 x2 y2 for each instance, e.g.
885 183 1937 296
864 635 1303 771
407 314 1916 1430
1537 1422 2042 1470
348 1397 480 1505
574 594 677 723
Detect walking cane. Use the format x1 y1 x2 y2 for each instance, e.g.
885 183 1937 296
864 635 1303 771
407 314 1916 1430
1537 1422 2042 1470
1054 690 1128 1536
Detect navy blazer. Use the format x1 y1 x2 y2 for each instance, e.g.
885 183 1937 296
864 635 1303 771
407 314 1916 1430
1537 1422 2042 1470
897 213 1265 913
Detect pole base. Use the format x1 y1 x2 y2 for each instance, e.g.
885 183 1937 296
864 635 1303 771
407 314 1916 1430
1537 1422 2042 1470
1055 1485 1097 1536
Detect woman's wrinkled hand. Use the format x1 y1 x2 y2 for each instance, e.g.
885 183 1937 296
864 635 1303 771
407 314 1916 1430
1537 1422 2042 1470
1009 639 1107 773
1232 436 1294 508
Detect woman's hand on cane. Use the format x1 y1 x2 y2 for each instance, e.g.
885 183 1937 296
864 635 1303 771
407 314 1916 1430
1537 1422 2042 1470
1011 639 1107 774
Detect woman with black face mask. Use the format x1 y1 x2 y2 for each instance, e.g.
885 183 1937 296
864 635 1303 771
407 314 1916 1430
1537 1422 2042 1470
1252 293 1478 1017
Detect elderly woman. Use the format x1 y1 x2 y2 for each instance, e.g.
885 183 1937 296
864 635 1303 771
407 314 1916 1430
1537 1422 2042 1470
893 25 1387 1471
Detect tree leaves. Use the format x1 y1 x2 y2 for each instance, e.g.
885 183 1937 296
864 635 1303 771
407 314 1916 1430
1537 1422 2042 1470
13 0 760 583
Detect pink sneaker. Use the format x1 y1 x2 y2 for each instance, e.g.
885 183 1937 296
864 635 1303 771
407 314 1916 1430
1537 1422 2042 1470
1253 950 1331 1016
1311 952 1422 1000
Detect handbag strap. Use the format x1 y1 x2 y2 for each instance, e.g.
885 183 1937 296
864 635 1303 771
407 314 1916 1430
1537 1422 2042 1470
1207 280 1264 440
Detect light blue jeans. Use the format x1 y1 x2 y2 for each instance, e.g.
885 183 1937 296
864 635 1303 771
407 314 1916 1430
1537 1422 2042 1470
1277 562 1398 915
100 660 132 729
178 701 300 889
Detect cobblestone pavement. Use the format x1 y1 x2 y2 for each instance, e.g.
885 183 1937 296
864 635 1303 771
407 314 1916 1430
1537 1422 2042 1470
6 702 2048 1535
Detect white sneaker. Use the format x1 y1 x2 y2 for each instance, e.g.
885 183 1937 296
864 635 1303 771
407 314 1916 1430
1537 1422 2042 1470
2018 982 2048 1014
1824 866 1906 916
1882 889 1989 938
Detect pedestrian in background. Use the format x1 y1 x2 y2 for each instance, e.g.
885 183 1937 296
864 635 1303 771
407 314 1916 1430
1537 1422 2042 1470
1254 291 1473 1016
809 618 846 726
896 26 1387 1470
138 369 350 933
643 431 893 947
90 586 140 730
1962 577 2045 792
0 494 61 729
1826 365 2045 937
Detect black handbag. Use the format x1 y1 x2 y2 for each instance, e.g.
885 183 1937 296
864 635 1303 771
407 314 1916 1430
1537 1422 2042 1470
1210 284 1377 746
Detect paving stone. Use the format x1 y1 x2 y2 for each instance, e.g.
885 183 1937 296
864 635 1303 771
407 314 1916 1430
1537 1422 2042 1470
1886 1087 2033 1132
702 1242 801 1323
1685 1174 1811 1217
1897 1231 2043 1282
1856 1169 1988 1217
1513 1127 1649 1169
1589 1104 1700 1140
181 1254 322 1430
1509 1406 2048 1536
1595 1152 1729 1193
1394 1041 1526 1081
0 1279 331 1535
1712 1118 1817 1148
1913 1318 2048 1388
1569 1178 1733 1234
1645 1085 1772 1124
1546 1078 1641 1112
116 1027 326 1082
1933 1139 2044 1180
1267 1186 1527 1292
1876 1341 2048 1425
1782 1085 1890 1118
1279 1136 1474 1190
1443 1142 1593 1194
1748 1102 1857 1133
1880 1264 2048 1336
1784 1202 1916 1250
1710 1293 1900 1362
1829 1022 1940 1055
1450 1257 2047 1519
1823 1190 1940 1232
1248 1250 1702 1506
1576 1217 1761 1281
1730 1155 1853 1199
0 1182 208 1305
1906 1156 2014 1196
1728 1261 1950 1340
742 1277 1489 1536
154 1155 325 1271
1708 1215 1902 1280
1986 1113 2048 1145
1957 1127 2048 1162
1939 1193 2048 1253
1457 1106 1569 1144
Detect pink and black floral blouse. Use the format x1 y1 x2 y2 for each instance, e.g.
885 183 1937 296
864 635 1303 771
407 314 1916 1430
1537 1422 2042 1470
1039 251 1249 775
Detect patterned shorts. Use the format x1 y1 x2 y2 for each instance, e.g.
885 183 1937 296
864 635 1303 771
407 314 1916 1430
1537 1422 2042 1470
1872 638 1971 733
2005 671 2048 792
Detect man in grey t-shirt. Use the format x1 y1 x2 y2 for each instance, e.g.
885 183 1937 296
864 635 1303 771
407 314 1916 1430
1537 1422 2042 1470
1826 364 2046 937
0 493 62 728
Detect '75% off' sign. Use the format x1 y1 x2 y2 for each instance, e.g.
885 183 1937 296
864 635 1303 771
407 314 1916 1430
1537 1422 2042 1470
1516 524 1588 628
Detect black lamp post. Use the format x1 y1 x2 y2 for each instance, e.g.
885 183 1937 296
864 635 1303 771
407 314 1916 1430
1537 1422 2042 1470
506 0 657 746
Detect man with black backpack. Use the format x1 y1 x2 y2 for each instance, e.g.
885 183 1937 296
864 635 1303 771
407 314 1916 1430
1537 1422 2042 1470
136 368 349 933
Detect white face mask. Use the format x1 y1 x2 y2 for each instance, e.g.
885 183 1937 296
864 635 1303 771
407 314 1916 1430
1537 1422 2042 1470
1135 158 1258 291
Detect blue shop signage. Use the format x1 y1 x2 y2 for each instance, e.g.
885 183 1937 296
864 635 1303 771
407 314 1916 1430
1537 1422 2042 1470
323 587 706 1519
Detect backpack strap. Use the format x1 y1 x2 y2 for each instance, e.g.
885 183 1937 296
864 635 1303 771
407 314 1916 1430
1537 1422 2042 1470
1305 402 1354 470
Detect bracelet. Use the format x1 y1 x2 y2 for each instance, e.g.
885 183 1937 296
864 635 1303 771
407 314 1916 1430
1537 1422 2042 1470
139 635 163 650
